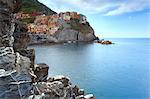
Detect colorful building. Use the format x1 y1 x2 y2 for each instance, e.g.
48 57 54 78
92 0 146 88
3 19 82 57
14 12 43 19
70 12 80 19
48 27 59 35
27 11 86 35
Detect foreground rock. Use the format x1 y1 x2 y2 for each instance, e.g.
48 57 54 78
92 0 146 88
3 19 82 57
13 20 31 50
31 75 96 99
0 0 95 99
34 63 49 82
0 69 33 99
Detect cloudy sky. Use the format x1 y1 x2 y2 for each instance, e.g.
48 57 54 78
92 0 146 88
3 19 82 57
39 0 150 38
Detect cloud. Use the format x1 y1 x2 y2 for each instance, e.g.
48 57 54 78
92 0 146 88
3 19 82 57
39 0 150 16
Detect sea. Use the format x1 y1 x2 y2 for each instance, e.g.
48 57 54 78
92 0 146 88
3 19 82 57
29 38 150 99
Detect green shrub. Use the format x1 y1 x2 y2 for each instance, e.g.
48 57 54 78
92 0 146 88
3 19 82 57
70 19 90 34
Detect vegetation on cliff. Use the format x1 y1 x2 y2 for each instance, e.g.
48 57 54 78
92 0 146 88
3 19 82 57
18 0 56 23
70 19 94 34
19 0 56 15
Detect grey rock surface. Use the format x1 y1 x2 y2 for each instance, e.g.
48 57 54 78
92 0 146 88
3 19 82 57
55 29 79 42
0 0 33 98
34 63 49 82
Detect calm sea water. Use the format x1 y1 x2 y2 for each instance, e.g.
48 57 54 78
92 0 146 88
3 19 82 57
29 38 150 99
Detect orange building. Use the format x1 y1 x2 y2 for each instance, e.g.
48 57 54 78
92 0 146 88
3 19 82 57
27 24 36 33
14 12 31 19
70 12 80 19
48 27 59 35
27 11 86 35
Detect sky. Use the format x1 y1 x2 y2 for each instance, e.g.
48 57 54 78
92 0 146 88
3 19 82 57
39 0 150 38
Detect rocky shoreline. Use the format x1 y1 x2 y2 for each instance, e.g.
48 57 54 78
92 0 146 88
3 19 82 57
0 0 95 99
95 39 114 45
28 39 113 46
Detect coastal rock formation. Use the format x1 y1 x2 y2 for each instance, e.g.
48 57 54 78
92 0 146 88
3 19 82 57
55 28 96 42
28 15 97 44
96 39 113 45
13 0 97 44
0 0 95 99
52 17 96 43
31 75 90 99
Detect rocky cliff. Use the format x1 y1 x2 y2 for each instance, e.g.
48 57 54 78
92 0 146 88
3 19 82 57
0 0 95 99
30 25 96 44
53 18 96 42
29 14 97 44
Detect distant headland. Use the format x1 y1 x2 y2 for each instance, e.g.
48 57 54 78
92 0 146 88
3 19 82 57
13 0 97 44
14 11 97 44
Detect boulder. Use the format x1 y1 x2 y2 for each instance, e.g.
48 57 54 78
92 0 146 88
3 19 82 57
73 85 80 96
33 81 65 98
101 40 113 45
97 39 113 45
17 49 35 68
0 47 16 64
48 75 70 87
53 75 70 85
15 52 31 73
34 63 49 82
32 81 78 99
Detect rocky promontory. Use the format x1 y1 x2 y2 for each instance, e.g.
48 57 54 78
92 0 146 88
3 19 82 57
13 0 97 44
0 0 95 99
21 12 96 44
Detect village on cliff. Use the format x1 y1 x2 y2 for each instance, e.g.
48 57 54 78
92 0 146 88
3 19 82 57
14 12 87 35
14 11 112 45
